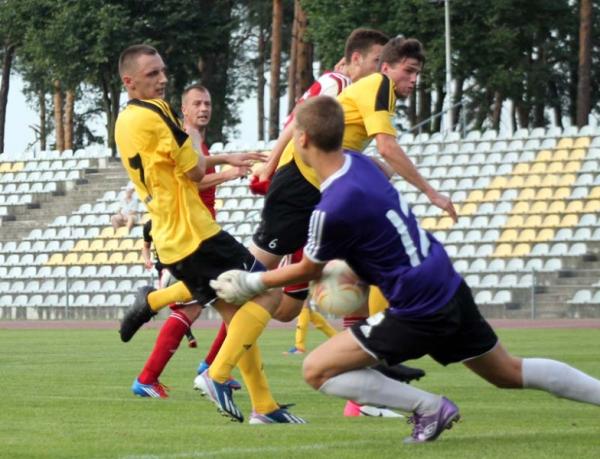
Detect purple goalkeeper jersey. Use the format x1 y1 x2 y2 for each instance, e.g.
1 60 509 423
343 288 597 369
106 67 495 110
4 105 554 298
304 152 462 318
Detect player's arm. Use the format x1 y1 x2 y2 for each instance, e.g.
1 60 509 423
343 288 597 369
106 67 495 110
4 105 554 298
253 121 295 182
376 133 457 221
196 166 251 191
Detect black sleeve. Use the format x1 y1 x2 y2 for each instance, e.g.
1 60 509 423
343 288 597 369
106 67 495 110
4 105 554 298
143 219 153 243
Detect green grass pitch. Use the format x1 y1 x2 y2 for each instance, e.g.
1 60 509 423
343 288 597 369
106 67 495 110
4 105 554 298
1 326 599 458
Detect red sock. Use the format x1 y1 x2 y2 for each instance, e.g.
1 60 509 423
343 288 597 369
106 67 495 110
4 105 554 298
203 321 227 365
343 315 366 329
138 311 191 384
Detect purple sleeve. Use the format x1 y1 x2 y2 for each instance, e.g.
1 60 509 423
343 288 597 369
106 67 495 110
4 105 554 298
303 209 347 263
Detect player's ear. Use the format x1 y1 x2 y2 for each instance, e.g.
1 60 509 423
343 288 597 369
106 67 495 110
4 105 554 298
351 50 362 66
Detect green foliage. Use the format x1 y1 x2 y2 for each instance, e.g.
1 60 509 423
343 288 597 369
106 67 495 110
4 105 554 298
1 327 599 458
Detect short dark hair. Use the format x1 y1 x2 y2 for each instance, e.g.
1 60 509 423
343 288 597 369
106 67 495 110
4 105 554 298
181 83 210 104
344 28 389 62
119 44 159 77
379 37 425 68
295 96 344 152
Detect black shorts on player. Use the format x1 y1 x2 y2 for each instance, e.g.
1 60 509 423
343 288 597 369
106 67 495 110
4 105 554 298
252 160 320 256
351 281 498 366
165 230 265 306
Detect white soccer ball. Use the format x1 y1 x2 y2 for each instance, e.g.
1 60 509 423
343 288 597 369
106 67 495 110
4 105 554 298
310 260 368 317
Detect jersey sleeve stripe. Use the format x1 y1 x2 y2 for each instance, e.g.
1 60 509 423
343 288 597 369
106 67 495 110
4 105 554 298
305 210 326 260
374 75 392 112
128 99 189 147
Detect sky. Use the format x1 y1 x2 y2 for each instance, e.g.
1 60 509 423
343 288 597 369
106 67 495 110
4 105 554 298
3 72 288 155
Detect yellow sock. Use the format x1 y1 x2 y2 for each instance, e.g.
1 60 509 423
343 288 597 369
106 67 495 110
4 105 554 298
294 307 310 350
147 281 193 312
310 310 338 338
209 301 271 383
368 286 388 316
237 343 279 414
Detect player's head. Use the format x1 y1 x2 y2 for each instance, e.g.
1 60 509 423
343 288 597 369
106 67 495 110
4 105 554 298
293 96 344 166
181 84 212 131
379 37 424 98
119 44 167 100
344 28 389 82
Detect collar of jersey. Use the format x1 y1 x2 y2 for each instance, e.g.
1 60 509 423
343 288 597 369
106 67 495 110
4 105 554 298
320 154 352 192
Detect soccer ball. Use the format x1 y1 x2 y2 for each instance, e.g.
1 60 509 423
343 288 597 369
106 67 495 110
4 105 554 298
310 260 368 316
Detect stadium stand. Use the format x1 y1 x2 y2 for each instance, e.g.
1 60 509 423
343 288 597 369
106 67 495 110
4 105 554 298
1 126 600 320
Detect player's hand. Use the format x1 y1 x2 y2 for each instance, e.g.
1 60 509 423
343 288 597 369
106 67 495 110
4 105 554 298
210 270 267 305
334 57 346 73
226 166 252 180
427 190 457 222
225 152 268 167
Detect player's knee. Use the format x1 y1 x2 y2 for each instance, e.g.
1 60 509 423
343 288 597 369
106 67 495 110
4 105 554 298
181 304 202 322
302 354 325 389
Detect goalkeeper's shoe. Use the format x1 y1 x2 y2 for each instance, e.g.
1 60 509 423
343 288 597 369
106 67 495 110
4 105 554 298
249 407 307 424
131 379 169 398
119 286 157 342
193 370 244 423
373 363 425 384
404 397 460 443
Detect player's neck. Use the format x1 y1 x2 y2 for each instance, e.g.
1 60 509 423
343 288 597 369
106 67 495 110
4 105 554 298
313 150 346 184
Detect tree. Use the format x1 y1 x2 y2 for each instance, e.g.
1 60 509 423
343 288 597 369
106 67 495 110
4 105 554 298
577 0 592 126
269 0 283 139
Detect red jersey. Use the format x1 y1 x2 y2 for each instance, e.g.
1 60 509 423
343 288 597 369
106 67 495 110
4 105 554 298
199 142 217 219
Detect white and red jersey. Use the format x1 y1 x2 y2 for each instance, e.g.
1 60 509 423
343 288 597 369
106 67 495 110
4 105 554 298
283 71 352 128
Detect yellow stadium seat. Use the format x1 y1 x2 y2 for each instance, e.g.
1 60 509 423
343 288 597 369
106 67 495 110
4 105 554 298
524 175 542 187
589 187 600 199
530 163 547 174
546 161 563 174
548 201 566 213
535 150 553 162
559 214 578 227
507 176 525 188
556 138 574 149
93 253 109 265
11 162 24 172
494 243 513 258
104 239 120 251
119 239 135 251
584 200 600 212
215 199 223 210
489 176 508 189
133 239 144 250
421 217 436 230
553 187 570 199
466 190 484 202
565 200 584 213
64 253 79 265
108 252 124 264
516 189 535 201
524 215 542 228
437 217 455 230
535 188 553 200
541 175 559 187
570 148 586 160
513 163 530 175
124 252 142 264
99 227 115 238
460 202 477 215
79 253 94 265
552 149 569 161
499 229 518 242
47 253 64 265
0 163 11 172
513 243 531 257
530 201 548 214
564 161 580 173
542 214 561 227
506 215 525 227
483 189 501 201
89 239 104 251
573 137 590 148
73 240 90 252
536 228 555 241
558 174 576 187
512 202 530 214
519 229 537 242
115 227 129 238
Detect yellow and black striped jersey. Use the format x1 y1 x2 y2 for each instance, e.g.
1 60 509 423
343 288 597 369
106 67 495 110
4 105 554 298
115 98 220 264
278 73 398 189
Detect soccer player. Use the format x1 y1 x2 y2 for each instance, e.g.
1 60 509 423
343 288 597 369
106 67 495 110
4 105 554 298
211 95 600 443
115 44 305 423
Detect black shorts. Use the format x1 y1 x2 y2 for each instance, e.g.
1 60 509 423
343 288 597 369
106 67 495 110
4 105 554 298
252 160 321 256
163 231 265 306
350 281 498 366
